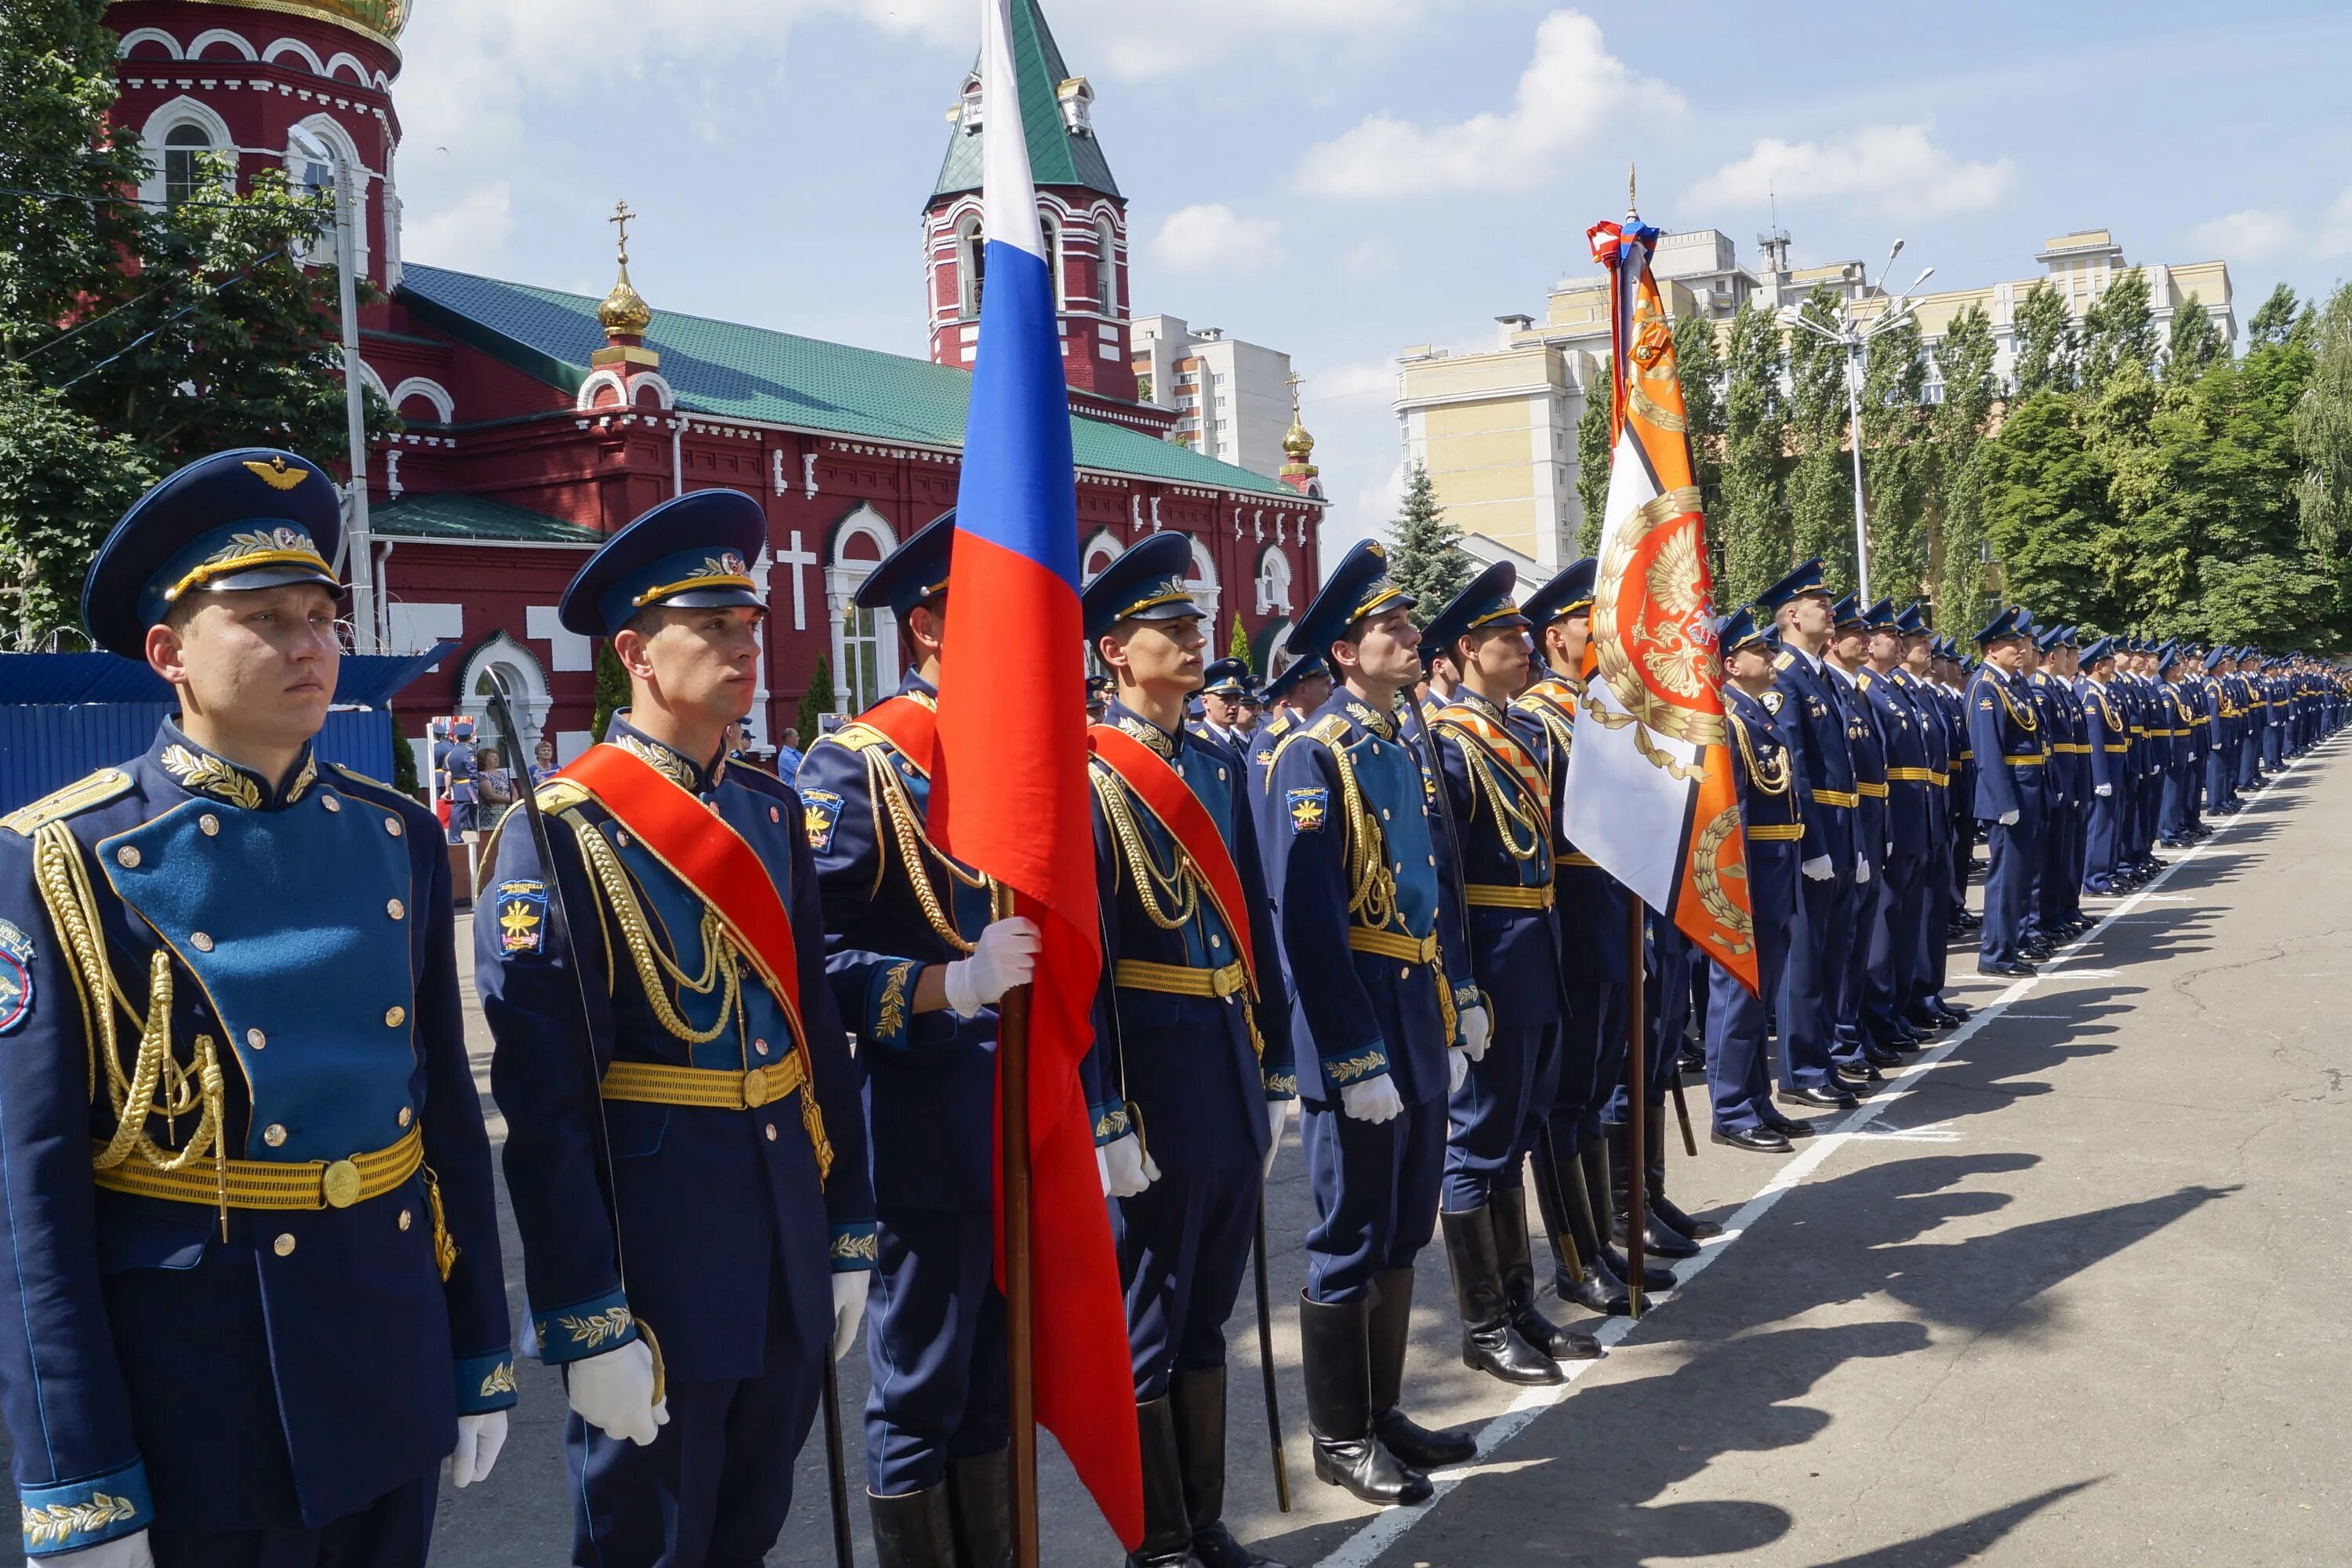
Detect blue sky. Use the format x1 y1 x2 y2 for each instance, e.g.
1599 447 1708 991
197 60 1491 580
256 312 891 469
393 0 2352 568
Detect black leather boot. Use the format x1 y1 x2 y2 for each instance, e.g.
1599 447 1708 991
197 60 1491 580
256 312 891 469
946 1449 1011 1568
1442 1207 1565 1385
1171 1367 1287 1568
1298 1291 1432 1505
1644 1116 1719 1241
1581 1139 1678 1290
1606 1124 1699 1259
1367 1268 1475 1469
1127 1396 1193 1567
1492 1185 1599 1359
869 1484 957 1568
1548 1143 1629 1316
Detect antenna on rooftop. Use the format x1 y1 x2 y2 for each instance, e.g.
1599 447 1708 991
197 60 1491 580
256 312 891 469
1757 189 1792 275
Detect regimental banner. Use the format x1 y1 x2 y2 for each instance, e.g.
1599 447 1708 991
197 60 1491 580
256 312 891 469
1561 215 1759 995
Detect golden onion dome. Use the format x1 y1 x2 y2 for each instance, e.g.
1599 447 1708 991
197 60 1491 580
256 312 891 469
1281 375 1316 463
598 261 652 339
147 1 412 49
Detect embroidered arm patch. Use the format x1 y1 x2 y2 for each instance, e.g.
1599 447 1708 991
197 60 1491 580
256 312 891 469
493 882 548 956
802 789 844 854
1287 786 1329 834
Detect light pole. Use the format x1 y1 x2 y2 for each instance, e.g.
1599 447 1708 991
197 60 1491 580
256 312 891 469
287 126 379 655
1782 240 1934 605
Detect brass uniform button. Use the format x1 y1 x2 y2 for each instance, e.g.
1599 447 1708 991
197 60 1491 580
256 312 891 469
754 1038 770 1058
397 1106 413 1128
398 1210 413 1232
387 898 405 921
384 1006 406 1028
769 806 780 823
383 818 402 837
199 814 220 837
190 931 214 953
764 1124 779 1142
115 846 140 869
246 1028 267 1051
274 1233 296 1257
263 1123 287 1147
321 1160 362 1209
321 795 342 813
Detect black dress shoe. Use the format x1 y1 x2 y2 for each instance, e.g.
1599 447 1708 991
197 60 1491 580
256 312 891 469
1712 1125 1791 1153
1863 1043 1905 1068
1371 1407 1475 1471
1976 960 2035 978
1764 1112 1818 1138
1611 1209 1701 1261
1900 1007 1946 1033
1782 1086 1860 1110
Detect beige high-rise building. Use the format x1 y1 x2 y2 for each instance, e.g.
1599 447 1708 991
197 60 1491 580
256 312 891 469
1392 227 2233 572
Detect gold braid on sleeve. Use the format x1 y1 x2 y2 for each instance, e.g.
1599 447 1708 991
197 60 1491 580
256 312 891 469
575 823 739 1045
1088 763 1202 931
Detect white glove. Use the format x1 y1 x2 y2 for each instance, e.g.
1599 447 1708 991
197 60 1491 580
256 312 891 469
942 917 1040 1018
449 1410 510 1490
1854 858 1871 885
568 1338 669 1447
1101 1132 1157 1198
49 1531 153 1567
1447 1048 1470 1095
1999 810 2020 826
1341 1073 1405 1123
1457 1004 1491 1062
1802 855 1834 882
1262 1098 1290 1181
830 1271 869 1363
2095 783 2112 797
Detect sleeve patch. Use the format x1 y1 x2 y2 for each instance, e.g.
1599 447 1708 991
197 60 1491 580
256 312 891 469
802 789 844 854
1287 786 1329 834
0 920 33 1033
492 881 547 956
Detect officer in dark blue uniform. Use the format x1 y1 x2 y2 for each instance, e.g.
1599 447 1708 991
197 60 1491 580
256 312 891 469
1893 606 1969 1032
1969 608 2050 976
2027 625 2086 948
1079 535 1295 1568
440 717 481 844
1754 561 1862 1111
0 450 516 1567
477 491 877 1568
793 514 1043 1567
1704 610 1804 1152
1249 654 1332 798
1853 599 1934 1054
1933 638 1979 934
1262 541 1482 1509
1421 565 1599 1384
2077 637 2127 895
1195 658 1254 755
1820 596 1889 1076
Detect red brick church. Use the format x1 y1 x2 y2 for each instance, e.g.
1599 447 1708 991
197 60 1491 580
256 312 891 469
100 0 1327 766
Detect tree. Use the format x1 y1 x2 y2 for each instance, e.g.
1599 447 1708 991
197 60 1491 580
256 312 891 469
1387 460 1471 622
1979 391 2114 628
1575 362 1613 556
0 375 154 644
2012 281 2076 399
2294 283 2352 645
795 654 837 742
1860 313 1929 604
1784 289 1855 589
1675 311 1726 575
2164 294 2220 384
593 642 629 740
1928 305 1998 635
2247 283 2302 350
1228 612 1251 668
1716 299 1788 607
2079 267 2158 394
390 713 423 798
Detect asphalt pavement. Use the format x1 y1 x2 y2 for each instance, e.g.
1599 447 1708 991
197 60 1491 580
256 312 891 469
5 735 2343 1566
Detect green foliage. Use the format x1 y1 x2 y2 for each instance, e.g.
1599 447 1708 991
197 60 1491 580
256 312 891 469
1980 392 2111 626
1716 299 1789 607
1784 289 1854 590
2165 295 2220 384
1675 311 1726 575
2012 281 2076 399
1387 461 1470 623
2079 267 2158 394
1928 305 1998 635
592 642 629 740
0 1 390 648
2247 284 2301 350
1860 313 1929 603
2295 285 2352 585
1575 362 1612 556
1229 612 1251 667
795 654 837 740
390 713 422 798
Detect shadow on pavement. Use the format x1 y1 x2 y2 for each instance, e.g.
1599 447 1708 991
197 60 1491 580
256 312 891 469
1811 1479 2103 1567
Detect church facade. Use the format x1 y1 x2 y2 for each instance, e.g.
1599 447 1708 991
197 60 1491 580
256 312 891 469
102 0 1327 764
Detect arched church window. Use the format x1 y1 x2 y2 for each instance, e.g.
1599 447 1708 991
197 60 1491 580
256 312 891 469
1256 546 1294 616
1095 216 1120 318
1041 213 1065 309
957 216 985 319
164 123 213 207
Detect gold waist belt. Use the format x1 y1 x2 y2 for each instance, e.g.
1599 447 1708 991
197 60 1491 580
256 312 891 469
93 1123 421 1211
1857 781 1889 798
2103 743 2128 753
1116 958 1247 999
1885 768 1940 784
1465 883 1555 909
1810 789 1858 808
602 1055 808 1112
2005 754 2046 767
1748 823 1806 841
1559 851 1601 869
1348 927 1439 964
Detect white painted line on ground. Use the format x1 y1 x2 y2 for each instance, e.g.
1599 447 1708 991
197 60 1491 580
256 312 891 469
1309 737 2339 1568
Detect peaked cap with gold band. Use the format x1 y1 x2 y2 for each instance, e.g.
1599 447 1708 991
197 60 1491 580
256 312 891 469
1285 537 1415 658
82 448 343 660
1520 555 1598 628
558 488 768 637
1081 530 1203 641
1423 560 1527 659
1751 556 1831 616
857 510 956 619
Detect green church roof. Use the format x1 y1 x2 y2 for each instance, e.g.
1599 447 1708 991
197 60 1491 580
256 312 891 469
397 264 1297 499
931 0 1119 201
372 492 604 546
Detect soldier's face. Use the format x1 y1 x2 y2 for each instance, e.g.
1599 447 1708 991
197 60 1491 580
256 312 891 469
1461 626 1530 690
1868 630 1904 665
1102 614 1205 693
1290 672 1333 713
1985 638 2028 673
1782 593 1833 640
1904 636 1933 671
623 606 764 725
1831 627 1866 661
1341 605 1422 688
1203 691 1243 725
1727 644 1773 687
152 583 341 747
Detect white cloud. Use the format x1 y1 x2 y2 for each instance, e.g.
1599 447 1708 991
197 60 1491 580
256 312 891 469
2187 188 2352 263
1685 123 2016 221
1308 360 1397 404
398 180 515 275
1294 11 1682 200
1149 204 1286 273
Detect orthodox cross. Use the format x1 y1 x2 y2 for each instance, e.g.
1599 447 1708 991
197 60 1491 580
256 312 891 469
610 201 637 263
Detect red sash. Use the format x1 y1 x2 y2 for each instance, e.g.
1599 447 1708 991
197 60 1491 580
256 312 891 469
560 743 804 1045
851 694 939 777
1087 724 1256 990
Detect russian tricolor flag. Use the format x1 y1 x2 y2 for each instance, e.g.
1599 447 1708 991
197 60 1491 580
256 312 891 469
929 0 1143 1548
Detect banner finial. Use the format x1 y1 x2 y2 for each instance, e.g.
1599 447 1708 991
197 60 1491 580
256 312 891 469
1627 163 1638 220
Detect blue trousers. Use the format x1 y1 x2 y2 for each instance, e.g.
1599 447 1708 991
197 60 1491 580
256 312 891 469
1861 847 1926 1046
1609 928 1686 1120
1116 1166 1259 1400
1777 870 1849 1092
2035 800 2075 934
1301 1093 1445 1303
571 1265 823 1566
1444 1018 1560 1210
2085 790 2122 891
150 1477 434 1568
1704 854 1793 1132
1979 793 2045 967
1548 979 1627 1149
864 1206 1007 1494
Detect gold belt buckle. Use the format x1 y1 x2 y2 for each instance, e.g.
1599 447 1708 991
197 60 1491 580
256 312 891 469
742 1068 775 1109
1212 964 1242 999
321 1159 363 1210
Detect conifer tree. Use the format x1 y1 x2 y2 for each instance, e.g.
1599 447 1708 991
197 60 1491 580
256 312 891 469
1229 612 1251 668
1928 305 1998 634
1717 299 1789 606
795 655 837 742
1575 362 1613 556
592 643 630 741
2012 281 2077 399
2164 295 2220 383
1387 460 1471 622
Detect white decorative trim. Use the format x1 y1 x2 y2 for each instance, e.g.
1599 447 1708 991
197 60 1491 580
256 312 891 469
1186 538 1221 620
137 96 236 207
775 529 820 631
388 376 453 423
354 358 392 406
576 368 629 412
771 448 789 497
117 27 184 60
325 51 373 85
802 452 819 500
1255 545 1294 616
383 449 404 499
454 633 554 752
186 27 260 62
626 371 677 410
261 36 325 75
1081 529 1125 579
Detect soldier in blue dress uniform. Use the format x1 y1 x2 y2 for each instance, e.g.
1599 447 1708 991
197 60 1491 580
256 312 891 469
1755 561 1864 1112
2077 637 2127 895
476 490 877 1568
1261 540 1484 1508
1820 596 1890 1077
2027 625 2088 949
0 449 517 1567
793 514 1044 1567
1248 654 1332 798
1852 599 1935 1055
1969 608 2051 977
1194 659 1254 755
1077 535 1295 1568
1893 607 1969 1032
1420 565 1599 1384
436 717 481 844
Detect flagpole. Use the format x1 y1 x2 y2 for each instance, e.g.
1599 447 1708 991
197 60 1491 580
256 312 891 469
1000 978 1040 1567
1624 898 1647 1319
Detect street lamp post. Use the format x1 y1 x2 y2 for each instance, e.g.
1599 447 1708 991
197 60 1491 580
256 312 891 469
286 127 379 655
1784 241 1935 605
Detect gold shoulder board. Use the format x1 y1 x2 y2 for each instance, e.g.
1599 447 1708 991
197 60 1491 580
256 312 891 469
328 764 396 793
535 778 592 815
1773 651 1795 672
826 724 893 754
1 768 132 837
